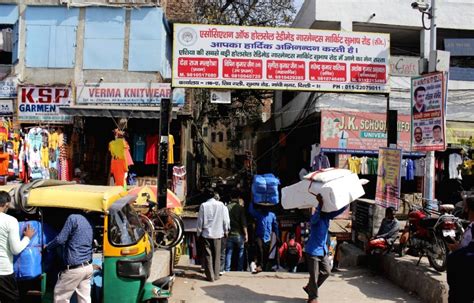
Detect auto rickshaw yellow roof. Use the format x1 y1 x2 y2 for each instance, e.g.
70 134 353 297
26 184 127 212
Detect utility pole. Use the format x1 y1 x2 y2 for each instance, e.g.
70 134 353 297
158 98 171 209
424 0 437 206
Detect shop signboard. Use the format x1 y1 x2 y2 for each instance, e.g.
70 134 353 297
411 72 446 151
446 121 474 148
76 83 172 105
375 147 402 210
320 110 411 153
0 77 17 99
17 86 72 123
389 56 419 77
0 100 13 116
173 24 390 93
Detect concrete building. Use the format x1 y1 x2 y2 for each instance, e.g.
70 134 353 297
263 0 474 195
0 0 196 190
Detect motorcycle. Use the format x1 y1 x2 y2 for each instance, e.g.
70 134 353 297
398 198 464 272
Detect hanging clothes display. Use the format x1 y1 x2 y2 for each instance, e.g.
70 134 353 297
367 158 378 175
168 134 175 164
311 153 330 171
348 156 361 174
145 135 159 165
108 130 133 187
132 134 146 163
406 159 415 181
414 158 425 177
449 153 463 180
360 156 369 175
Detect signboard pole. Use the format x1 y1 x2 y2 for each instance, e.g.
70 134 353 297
158 98 171 209
424 0 437 205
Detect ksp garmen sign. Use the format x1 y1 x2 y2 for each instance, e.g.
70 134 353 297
173 24 390 93
18 87 72 123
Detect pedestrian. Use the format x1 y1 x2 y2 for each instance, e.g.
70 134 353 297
0 191 35 303
196 189 230 282
279 232 302 273
449 195 474 251
366 207 400 253
46 210 94 303
225 195 248 272
303 194 347 303
447 228 474 303
248 201 279 273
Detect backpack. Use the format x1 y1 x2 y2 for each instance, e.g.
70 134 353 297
286 242 299 265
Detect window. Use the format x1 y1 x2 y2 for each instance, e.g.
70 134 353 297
109 203 145 246
218 132 224 142
129 8 166 72
203 127 208 137
211 158 216 167
211 132 216 142
25 7 79 68
217 158 223 168
225 158 231 169
0 5 19 65
84 7 125 70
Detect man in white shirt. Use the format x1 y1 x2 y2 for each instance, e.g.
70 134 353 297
197 189 230 282
0 191 35 303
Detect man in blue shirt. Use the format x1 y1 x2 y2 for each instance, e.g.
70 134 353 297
303 194 347 303
46 211 93 303
248 202 279 273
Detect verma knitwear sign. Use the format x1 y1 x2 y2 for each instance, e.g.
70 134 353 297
172 24 390 93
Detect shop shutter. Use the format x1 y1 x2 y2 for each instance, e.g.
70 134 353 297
83 7 125 70
128 8 164 72
25 7 78 68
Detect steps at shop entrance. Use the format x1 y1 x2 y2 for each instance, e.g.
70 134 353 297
148 249 172 283
338 243 448 303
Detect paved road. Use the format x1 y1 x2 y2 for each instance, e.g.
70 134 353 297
170 265 420 303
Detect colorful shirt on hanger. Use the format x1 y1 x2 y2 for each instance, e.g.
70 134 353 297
145 135 159 165
348 157 361 174
406 159 415 180
0 152 8 175
132 135 146 162
109 139 126 160
360 156 369 175
367 158 378 175
168 134 175 164
311 154 330 171
415 158 425 177
49 131 59 149
449 153 463 180
401 159 407 178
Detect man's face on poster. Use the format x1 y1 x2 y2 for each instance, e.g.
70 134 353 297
433 126 442 141
414 127 423 143
415 89 426 107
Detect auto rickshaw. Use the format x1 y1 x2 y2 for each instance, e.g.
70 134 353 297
2 180 174 303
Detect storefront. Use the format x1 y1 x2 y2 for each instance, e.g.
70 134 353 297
15 85 73 182
59 82 186 187
0 77 16 183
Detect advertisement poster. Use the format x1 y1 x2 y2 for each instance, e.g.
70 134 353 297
320 110 411 153
375 148 402 210
0 77 17 99
76 83 172 105
17 87 72 123
0 100 13 116
173 24 390 93
411 72 446 151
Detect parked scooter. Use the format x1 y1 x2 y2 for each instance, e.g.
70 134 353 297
398 198 463 272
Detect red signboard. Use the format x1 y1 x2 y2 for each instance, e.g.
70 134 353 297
266 60 305 81
320 110 412 152
309 62 346 82
350 64 386 83
177 57 219 78
223 59 263 79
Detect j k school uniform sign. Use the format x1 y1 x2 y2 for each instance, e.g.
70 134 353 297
17 87 72 123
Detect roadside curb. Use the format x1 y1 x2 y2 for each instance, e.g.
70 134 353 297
338 243 448 303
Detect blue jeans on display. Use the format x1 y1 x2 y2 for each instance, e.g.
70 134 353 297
225 235 245 271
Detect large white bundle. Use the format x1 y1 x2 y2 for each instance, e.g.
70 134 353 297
281 180 317 210
304 168 351 183
282 170 365 212
308 173 365 212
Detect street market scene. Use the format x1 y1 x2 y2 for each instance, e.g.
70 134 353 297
0 0 473 302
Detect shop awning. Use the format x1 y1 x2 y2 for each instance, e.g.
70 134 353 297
59 105 178 119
